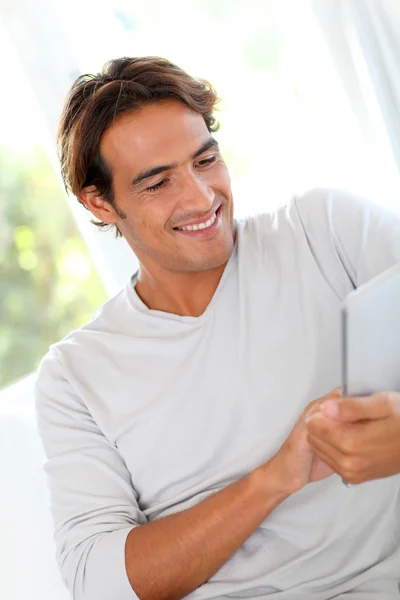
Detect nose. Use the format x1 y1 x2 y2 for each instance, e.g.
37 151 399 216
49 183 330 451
178 169 215 214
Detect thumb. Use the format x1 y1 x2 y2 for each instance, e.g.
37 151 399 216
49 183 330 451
303 387 342 422
320 392 396 422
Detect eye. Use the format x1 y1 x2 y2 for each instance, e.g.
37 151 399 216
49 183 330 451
146 178 169 192
195 155 217 168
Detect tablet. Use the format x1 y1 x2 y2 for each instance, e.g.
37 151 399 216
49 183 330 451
342 262 400 397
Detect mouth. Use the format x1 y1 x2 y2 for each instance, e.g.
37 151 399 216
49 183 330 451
173 206 222 238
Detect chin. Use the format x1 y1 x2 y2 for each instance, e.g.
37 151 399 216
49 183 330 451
186 238 235 273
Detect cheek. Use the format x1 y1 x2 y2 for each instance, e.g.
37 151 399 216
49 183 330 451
210 161 230 183
125 201 173 235
215 164 232 196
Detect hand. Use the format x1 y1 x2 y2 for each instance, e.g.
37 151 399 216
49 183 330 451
269 388 341 495
306 392 400 484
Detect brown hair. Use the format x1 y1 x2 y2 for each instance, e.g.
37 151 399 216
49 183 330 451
58 57 220 237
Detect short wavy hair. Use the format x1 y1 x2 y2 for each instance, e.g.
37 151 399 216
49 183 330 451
58 57 220 236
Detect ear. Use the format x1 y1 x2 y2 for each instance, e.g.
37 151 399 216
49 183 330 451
78 185 118 225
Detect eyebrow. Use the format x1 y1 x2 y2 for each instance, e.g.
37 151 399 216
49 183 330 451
131 137 219 186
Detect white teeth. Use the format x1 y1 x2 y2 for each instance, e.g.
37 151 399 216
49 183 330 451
177 211 217 232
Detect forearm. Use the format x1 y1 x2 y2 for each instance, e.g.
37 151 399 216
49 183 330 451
125 461 290 600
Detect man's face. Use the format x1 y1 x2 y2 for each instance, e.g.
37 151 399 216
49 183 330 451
98 100 235 274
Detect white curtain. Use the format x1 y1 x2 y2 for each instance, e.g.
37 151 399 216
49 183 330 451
0 0 137 296
312 0 400 179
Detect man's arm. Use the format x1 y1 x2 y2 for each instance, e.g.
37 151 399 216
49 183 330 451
125 460 287 600
125 391 339 600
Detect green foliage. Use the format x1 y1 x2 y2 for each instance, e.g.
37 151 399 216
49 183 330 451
0 146 106 389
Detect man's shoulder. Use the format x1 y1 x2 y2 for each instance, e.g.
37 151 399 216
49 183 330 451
66 284 130 337
237 187 337 246
291 186 388 229
236 188 383 289
249 186 388 244
36 284 132 381
240 187 344 231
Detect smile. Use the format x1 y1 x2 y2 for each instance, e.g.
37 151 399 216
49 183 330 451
175 211 217 232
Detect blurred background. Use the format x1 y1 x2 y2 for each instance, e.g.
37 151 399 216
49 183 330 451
0 0 399 598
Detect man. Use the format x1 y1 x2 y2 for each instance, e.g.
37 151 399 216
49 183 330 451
35 57 400 600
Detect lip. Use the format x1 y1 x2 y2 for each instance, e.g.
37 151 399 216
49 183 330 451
173 206 222 238
173 204 221 230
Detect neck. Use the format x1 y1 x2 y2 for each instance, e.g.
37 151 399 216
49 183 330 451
135 262 229 317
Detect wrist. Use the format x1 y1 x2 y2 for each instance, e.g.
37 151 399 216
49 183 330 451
250 459 294 507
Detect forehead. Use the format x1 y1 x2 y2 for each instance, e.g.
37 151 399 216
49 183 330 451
100 100 210 174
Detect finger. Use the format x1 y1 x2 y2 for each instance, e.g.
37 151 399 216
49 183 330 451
389 393 400 415
307 436 341 473
309 454 335 481
306 410 341 441
306 412 367 453
304 403 322 422
307 433 367 482
321 387 342 401
308 429 392 484
309 414 400 483
304 387 342 422
320 392 397 423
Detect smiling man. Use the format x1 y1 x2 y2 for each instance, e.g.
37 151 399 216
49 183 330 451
35 57 400 600
85 100 235 316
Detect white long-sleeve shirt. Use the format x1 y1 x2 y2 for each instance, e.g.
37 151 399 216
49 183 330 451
35 188 400 600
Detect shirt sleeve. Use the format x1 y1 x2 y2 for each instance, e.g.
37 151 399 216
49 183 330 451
35 349 146 600
293 188 400 293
